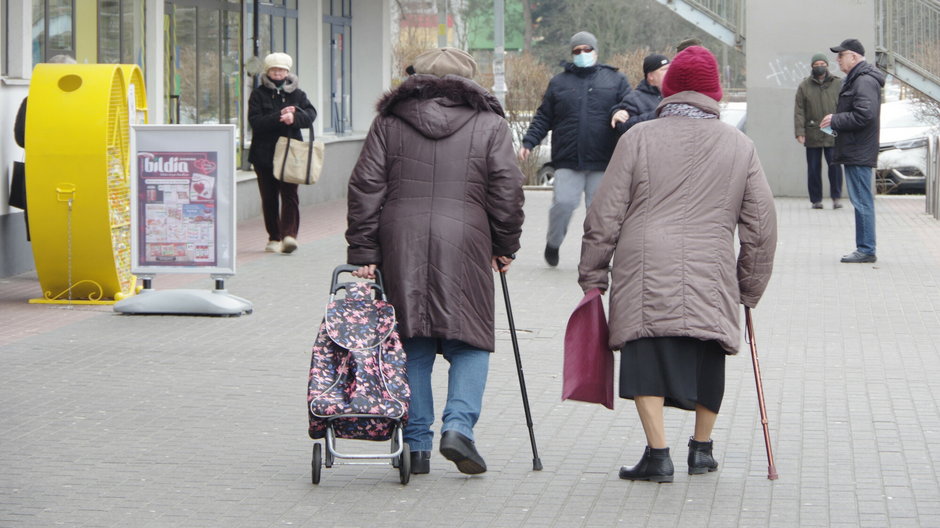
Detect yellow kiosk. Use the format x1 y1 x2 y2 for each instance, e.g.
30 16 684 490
25 64 147 304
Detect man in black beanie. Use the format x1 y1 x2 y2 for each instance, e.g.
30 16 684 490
794 52 843 210
519 31 631 266
611 53 670 135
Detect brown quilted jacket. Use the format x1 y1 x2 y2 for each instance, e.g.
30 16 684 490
578 91 777 354
346 74 525 352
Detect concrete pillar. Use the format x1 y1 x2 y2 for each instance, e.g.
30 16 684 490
746 0 876 196
145 0 164 124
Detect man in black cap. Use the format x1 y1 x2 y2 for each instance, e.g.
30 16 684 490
519 31 631 267
819 38 885 263
611 53 670 135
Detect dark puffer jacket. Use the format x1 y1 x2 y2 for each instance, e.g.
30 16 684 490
830 60 885 167
522 62 631 171
611 79 662 136
346 74 525 352
247 74 317 170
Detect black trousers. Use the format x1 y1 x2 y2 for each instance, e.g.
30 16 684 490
806 146 843 204
254 166 299 242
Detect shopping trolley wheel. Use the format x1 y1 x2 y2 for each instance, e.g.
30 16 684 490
399 442 411 485
311 443 322 485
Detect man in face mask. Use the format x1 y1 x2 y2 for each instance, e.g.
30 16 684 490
794 53 844 210
519 31 632 267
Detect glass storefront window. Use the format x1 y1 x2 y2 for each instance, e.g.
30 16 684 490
243 1 299 164
32 0 76 66
2 0 8 75
171 5 196 123
323 0 351 134
98 1 120 63
97 0 145 69
198 9 221 123
222 9 241 126
165 1 240 125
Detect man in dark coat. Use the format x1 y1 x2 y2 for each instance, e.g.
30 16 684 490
11 54 77 240
346 47 525 476
518 31 631 267
611 53 670 135
794 53 843 209
820 39 885 263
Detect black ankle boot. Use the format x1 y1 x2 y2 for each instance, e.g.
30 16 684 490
410 450 430 474
687 438 719 475
619 446 674 483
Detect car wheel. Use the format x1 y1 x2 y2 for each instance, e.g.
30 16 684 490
536 165 555 187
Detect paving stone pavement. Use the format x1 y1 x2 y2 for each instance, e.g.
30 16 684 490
2 190 940 527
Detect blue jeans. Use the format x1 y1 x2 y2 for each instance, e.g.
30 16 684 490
547 168 605 249
805 147 842 203
843 165 876 255
402 337 490 452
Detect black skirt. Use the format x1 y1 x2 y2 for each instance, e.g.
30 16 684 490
619 336 726 413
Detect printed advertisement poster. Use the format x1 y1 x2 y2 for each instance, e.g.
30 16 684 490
137 151 218 266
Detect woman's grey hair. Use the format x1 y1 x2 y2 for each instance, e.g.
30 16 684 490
48 54 77 64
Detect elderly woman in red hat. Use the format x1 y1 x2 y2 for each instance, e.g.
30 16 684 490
579 46 778 483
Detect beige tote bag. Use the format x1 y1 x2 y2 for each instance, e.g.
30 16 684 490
273 124 324 185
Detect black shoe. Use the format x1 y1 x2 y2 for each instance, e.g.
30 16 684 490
812 202 823 209
410 450 430 474
687 438 719 475
544 245 559 267
619 446 674 483
840 250 876 263
439 430 487 475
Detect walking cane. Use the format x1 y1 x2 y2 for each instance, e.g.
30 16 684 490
744 307 779 480
499 267 543 471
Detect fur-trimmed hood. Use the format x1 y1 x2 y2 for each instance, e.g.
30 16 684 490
260 73 300 93
376 74 505 139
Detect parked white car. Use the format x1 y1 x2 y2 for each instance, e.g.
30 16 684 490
719 101 747 132
877 100 940 193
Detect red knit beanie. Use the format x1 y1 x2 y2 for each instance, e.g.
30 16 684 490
660 46 723 102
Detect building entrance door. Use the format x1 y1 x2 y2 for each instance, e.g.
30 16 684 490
163 0 241 128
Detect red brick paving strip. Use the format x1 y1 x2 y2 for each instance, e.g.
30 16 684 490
0 199 348 347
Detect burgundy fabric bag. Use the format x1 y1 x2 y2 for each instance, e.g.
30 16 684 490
562 288 614 409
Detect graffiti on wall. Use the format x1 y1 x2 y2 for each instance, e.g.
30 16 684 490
764 56 814 88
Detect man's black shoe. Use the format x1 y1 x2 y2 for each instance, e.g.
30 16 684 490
544 245 559 267
410 450 430 474
439 430 487 474
840 250 876 263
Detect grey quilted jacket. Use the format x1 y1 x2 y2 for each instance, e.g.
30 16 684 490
346 74 525 352
578 91 777 354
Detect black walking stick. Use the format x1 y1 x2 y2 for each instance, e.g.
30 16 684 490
499 266 543 471
744 307 779 480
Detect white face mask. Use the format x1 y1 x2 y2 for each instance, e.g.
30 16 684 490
573 50 597 68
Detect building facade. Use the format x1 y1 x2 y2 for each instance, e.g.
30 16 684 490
1 0 392 277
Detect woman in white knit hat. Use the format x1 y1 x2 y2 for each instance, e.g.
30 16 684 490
247 52 317 254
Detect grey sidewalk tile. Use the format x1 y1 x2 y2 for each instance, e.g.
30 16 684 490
3 195 940 525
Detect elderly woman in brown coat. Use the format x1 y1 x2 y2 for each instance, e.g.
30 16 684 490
347 48 525 476
579 46 777 483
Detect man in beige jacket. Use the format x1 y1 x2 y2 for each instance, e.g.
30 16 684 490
579 46 777 483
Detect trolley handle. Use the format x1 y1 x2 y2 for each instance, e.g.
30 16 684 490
330 265 385 298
